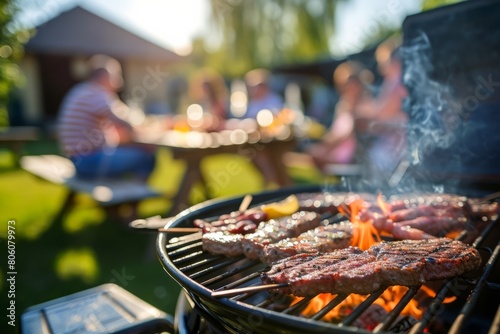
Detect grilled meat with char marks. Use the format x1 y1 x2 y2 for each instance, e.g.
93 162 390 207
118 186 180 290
194 210 267 234
261 221 353 263
242 211 322 260
297 192 375 215
261 247 363 294
359 193 498 238
261 238 481 296
203 211 321 258
202 232 244 256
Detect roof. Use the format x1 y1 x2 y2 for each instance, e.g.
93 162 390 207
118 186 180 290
24 6 183 62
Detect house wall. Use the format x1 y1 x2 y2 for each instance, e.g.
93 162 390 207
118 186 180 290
14 56 178 128
122 59 172 115
18 55 44 124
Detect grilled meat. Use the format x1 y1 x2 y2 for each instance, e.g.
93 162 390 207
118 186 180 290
262 221 353 263
395 216 469 237
262 247 363 291
203 211 322 258
387 193 499 219
297 192 375 214
242 211 322 260
202 232 244 256
389 205 466 222
467 200 499 220
387 193 471 212
359 193 498 239
194 210 267 234
261 238 481 296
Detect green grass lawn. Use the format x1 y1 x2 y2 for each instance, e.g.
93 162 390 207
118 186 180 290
0 140 328 333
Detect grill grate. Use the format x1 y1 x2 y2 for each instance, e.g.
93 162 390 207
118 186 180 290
158 190 500 334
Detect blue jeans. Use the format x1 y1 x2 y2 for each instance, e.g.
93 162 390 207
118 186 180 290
70 146 156 181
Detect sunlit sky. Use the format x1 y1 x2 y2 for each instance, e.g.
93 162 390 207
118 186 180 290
16 0 423 57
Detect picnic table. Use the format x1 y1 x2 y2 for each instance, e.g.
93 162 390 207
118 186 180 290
134 125 297 215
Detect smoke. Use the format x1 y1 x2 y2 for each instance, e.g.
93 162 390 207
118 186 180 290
400 32 463 167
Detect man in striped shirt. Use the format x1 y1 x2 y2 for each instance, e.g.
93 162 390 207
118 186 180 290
58 54 156 181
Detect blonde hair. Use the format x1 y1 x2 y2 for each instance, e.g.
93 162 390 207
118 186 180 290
244 68 271 88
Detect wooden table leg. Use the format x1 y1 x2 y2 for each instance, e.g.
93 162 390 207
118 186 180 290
261 140 295 187
168 159 209 215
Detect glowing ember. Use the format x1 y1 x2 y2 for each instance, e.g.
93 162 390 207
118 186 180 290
293 286 426 323
419 285 457 304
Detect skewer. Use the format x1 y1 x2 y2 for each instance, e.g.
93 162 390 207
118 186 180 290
154 194 252 234
159 227 201 233
239 194 253 212
130 216 201 233
211 283 289 298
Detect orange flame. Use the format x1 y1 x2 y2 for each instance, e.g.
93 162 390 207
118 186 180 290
294 286 425 323
377 193 391 215
420 285 457 304
339 197 381 251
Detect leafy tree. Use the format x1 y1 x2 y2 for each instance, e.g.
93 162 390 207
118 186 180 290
205 0 342 77
0 0 26 127
421 0 463 11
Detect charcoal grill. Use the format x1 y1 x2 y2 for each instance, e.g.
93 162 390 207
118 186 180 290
155 185 500 334
152 1 500 332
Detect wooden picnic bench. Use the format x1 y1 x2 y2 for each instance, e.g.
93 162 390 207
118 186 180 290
0 126 41 164
20 154 162 221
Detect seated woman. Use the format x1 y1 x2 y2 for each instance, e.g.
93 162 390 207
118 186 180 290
307 61 373 170
187 67 229 131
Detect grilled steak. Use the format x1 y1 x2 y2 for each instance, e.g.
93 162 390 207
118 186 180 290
387 193 470 212
203 211 321 258
387 193 499 220
202 232 244 256
261 221 353 263
395 215 469 236
261 238 481 296
358 192 498 239
389 205 466 222
194 210 267 234
297 192 375 214
261 247 363 295
242 211 322 260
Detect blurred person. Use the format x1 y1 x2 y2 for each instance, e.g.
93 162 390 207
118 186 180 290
306 77 339 128
307 61 373 169
357 42 408 181
188 68 229 130
239 68 285 187
243 68 284 118
57 54 156 182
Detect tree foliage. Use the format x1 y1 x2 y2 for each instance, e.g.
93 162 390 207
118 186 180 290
204 0 342 77
0 0 26 127
421 0 463 11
